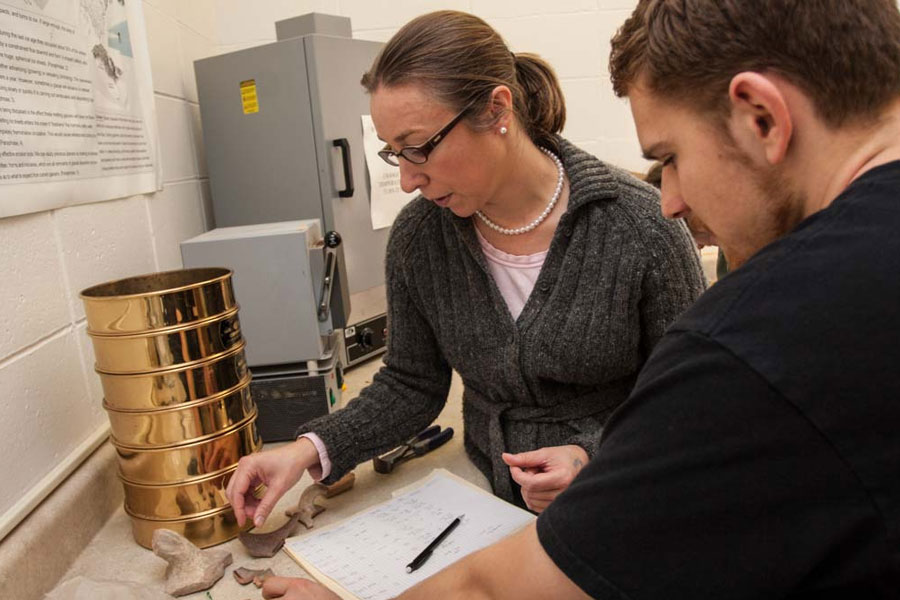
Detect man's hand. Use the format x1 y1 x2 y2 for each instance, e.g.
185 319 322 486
502 445 589 512
225 438 320 527
262 576 341 599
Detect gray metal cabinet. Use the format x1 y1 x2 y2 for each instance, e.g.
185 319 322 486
194 28 387 337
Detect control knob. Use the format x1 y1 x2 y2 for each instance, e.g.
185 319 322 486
357 327 375 350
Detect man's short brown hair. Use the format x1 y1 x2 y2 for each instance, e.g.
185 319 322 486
610 0 900 127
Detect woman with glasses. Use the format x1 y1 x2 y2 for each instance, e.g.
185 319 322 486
226 10 705 525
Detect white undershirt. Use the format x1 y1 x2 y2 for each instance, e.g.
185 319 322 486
475 227 549 321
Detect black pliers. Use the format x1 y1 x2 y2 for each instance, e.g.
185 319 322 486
373 425 454 474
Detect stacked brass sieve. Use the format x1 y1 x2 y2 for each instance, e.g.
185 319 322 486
80 268 261 549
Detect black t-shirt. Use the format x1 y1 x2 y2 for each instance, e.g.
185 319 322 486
537 161 900 599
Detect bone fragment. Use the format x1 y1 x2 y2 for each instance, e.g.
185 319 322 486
239 472 357 556
284 485 327 529
285 472 357 528
151 529 232 597
323 472 356 498
233 566 275 586
238 512 302 557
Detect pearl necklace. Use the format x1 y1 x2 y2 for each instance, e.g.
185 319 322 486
475 147 565 235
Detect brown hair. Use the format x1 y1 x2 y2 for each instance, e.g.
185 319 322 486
361 10 565 152
610 0 900 127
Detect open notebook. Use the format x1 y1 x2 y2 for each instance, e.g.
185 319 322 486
284 469 535 600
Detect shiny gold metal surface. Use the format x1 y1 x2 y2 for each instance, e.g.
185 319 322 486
81 268 236 335
105 380 253 447
98 342 250 410
115 416 261 484
89 308 243 374
126 504 250 549
122 467 235 520
81 268 260 550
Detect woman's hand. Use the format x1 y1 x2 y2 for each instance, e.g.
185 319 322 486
262 576 341 599
502 445 589 513
225 437 320 527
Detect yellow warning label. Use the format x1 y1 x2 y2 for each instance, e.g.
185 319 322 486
240 79 259 114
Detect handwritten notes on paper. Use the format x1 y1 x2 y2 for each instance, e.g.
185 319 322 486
284 469 535 600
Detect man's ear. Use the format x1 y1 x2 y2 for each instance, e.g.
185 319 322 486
727 72 793 165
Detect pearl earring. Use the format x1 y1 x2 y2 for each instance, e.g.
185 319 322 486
499 126 508 135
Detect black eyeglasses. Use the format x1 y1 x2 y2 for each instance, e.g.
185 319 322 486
378 103 472 166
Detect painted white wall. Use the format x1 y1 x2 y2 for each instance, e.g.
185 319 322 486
0 0 217 539
0 0 645 538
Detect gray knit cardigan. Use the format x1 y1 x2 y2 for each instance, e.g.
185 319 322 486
297 138 706 503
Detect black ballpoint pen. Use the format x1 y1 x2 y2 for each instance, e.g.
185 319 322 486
406 514 464 573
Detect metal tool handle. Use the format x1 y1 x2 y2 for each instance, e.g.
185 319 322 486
333 138 354 198
373 451 402 474
414 424 442 441
318 231 342 322
413 427 454 455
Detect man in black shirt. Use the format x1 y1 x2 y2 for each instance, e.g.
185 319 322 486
263 2 900 598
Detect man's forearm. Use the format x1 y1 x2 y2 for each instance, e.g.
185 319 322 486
396 523 590 600
397 553 489 600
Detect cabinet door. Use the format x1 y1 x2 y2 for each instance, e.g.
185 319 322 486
305 35 388 302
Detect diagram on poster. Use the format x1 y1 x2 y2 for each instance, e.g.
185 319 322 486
0 0 161 217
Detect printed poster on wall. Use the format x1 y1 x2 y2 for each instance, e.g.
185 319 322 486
0 0 161 218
